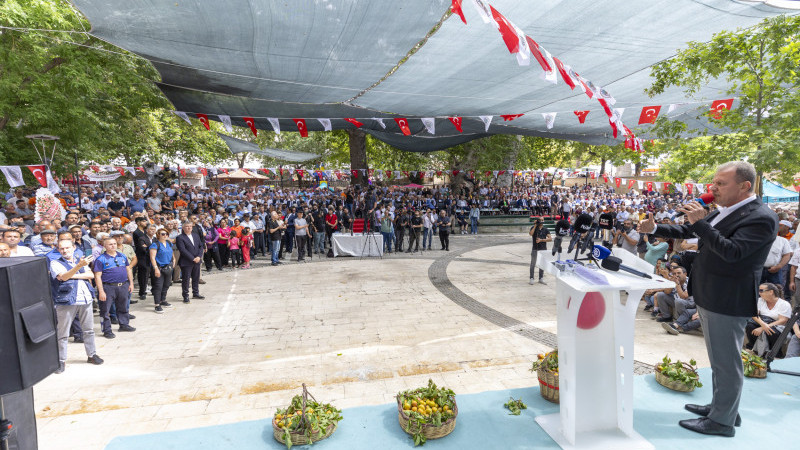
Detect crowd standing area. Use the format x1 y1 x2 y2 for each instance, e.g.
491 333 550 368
1 180 799 373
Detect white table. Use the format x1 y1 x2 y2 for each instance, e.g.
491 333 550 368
331 233 384 257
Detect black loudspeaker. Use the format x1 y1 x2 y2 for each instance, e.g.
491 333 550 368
0 257 59 396
1 388 38 450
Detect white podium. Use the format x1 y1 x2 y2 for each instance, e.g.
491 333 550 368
535 249 674 450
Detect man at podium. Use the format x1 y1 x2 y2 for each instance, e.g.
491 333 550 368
639 161 778 437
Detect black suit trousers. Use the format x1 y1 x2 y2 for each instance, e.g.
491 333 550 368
180 263 201 299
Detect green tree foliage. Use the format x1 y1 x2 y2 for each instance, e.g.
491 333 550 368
645 15 800 186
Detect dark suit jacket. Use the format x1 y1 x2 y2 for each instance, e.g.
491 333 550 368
176 232 204 267
132 230 152 267
653 197 777 317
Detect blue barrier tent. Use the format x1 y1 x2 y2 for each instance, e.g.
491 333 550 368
763 179 799 203
72 1 800 151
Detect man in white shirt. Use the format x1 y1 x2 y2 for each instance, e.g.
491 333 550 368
762 229 792 285
3 229 34 256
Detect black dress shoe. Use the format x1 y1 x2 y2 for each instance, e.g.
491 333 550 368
183 298 190 303
73 337 84 344
679 417 734 437
118 324 136 332
104 332 116 339
87 354 104 365
128 314 136 320
192 295 205 299
110 317 119 325
685 404 741 426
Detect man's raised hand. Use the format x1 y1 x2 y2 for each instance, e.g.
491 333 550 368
639 212 656 234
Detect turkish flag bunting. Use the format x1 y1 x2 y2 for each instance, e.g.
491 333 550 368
243 117 258 136
525 36 552 72
394 118 412 136
638 106 661 125
115 167 125 176
498 170 506 175
180 169 187 177
448 117 463 132
500 114 523 121
200 168 208 176
196 114 210 130
552 57 576 90
627 179 636 189
685 183 693 195
646 181 653 192
403 171 409 177
663 182 672 191
452 170 460 176
710 99 733 119
590 172 596 179
469 170 475 178
485 171 492 177
574 110 589 124
293 119 309 137
602 173 609 183
490 6 520 54
451 0 467 23
436 171 443 176
344 118 363 128
220 168 229 174
351 170 358 177
136 167 144 172
614 177 621 188
27 165 48 187
336 172 342 180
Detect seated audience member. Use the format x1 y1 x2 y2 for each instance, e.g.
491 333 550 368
745 283 792 356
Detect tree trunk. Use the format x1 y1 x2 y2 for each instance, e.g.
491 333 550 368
347 129 368 186
449 143 480 193
237 153 246 169
496 136 522 188
599 159 607 175
634 162 642 177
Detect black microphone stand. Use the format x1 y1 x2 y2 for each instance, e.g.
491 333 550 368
764 303 800 377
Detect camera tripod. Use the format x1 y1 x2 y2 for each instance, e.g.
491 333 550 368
764 302 800 377
360 210 383 259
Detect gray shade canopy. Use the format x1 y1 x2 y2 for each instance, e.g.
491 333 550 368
73 0 800 151
217 133 319 163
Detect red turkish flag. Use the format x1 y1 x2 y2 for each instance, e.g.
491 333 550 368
490 6 520 54
394 118 412 136
200 168 208 176
292 119 309 137
180 168 187 177
663 182 672 192
452 170 460 176
602 173 609 183
297 169 305 178
709 99 733 119
195 113 210 130
89 165 99 172
344 118 363 128
403 171 409 177
525 36 552 72
685 183 693 195
351 170 358 177
485 171 491 177
614 177 622 188
451 0 467 24
646 181 653 192
500 114 523 121
436 171 443 176
574 110 589 124
243 117 258 136
627 179 636 190
220 168 229 174
27 165 48 187
136 167 144 173
498 170 506 175
706 183 714 192
552 57 576 90
115 167 125 176
448 117 463 132
638 106 661 125
336 172 342 180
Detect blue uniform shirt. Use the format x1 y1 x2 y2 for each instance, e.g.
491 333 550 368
93 252 129 283
149 241 174 266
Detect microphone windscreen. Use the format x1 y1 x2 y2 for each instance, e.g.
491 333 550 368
573 213 593 233
600 256 622 271
598 213 614 230
697 192 715 206
591 245 612 260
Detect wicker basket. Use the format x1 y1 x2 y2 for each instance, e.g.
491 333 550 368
655 369 696 392
746 366 767 379
272 384 338 447
537 367 559 403
396 396 458 440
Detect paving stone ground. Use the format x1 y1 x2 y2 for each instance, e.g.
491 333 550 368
33 234 709 450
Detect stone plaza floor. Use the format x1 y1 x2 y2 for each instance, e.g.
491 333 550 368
32 234 710 450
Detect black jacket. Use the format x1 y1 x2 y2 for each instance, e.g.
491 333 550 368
653 198 777 317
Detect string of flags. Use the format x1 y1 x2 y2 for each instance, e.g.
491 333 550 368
1 164 60 192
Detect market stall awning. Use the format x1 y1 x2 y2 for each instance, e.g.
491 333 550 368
763 179 800 203
73 0 800 151
217 133 319 163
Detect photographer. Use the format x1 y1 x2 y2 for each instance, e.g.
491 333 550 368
613 219 639 255
529 219 551 285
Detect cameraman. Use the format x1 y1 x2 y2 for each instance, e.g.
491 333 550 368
613 219 639 255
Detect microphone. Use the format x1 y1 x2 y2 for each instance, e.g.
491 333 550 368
675 193 714 218
591 245 652 279
567 213 593 253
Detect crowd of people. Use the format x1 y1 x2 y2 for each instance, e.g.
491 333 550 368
528 181 800 359
2 177 799 372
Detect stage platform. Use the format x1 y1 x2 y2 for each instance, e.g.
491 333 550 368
106 358 800 449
